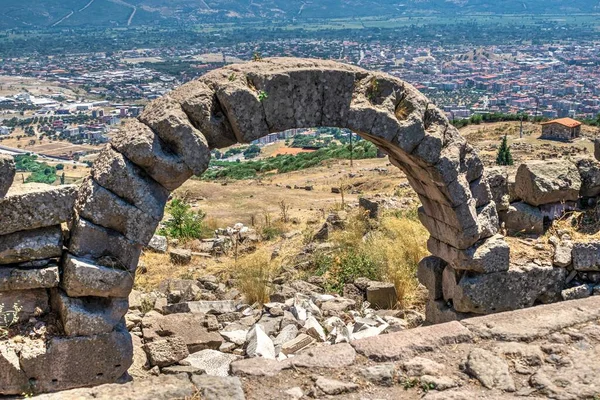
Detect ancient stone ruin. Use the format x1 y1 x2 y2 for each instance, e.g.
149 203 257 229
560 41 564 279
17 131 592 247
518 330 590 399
0 58 598 394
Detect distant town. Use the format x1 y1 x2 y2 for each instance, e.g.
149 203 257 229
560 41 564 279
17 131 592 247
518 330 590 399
1 38 599 161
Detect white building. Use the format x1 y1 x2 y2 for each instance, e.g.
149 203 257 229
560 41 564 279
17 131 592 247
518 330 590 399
0 126 10 135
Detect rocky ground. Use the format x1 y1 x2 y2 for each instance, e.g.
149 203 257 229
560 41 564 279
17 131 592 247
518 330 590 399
34 295 600 400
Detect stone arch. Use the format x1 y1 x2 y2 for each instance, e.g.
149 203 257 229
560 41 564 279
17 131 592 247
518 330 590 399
56 58 501 385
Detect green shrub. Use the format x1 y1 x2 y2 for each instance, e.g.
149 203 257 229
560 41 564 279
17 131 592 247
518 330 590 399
159 199 206 241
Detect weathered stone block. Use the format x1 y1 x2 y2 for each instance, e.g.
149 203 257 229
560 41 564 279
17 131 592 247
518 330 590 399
61 254 134 298
417 256 446 300
0 345 29 395
111 119 193 191
0 154 15 198
91 146 169 221
139 96 212 174
484 166 510 212
0 226 63 265
452 264 566 314
0 185 76 236
75 177 160 245
0 289 49 325
144 336 189 368
18 326 133 394
572 241 600 271
366 282 397 309
68 217 142 272
576 158 600 197
147 235 168 253
515 160 581 206
502 202 543 235
0 265 59 291
428 235 510 274
142 311 223 353
425 300 474 325
51 289 128 336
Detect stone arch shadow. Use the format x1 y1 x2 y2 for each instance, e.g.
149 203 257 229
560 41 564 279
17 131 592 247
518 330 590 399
54 58 503 390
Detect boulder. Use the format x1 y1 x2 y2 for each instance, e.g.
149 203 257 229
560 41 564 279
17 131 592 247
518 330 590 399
502 202 543 235
18 326 133 394
359 197 382 219
62 254 133 298
111 119 193 191
450 264 566 314
0 226 63 265
0 154 15 198
246 324 276 360
179 349 240 377
0 185 76 236
75 177 159 245
417 256 447 300
576 158 600 197
572 241 600 271
51 289 128 336
514 160 581 206
143 336 189 367
0 289 49 325
142 312 223 353
485 166 511 212
0 265 59 291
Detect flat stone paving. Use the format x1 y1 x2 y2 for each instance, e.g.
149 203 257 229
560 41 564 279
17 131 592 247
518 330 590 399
37 296 600 399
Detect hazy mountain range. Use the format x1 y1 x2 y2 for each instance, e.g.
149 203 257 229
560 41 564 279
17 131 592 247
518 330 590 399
2 0 599 29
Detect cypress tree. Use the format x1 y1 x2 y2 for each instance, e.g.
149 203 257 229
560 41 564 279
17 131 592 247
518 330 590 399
496 134 514 166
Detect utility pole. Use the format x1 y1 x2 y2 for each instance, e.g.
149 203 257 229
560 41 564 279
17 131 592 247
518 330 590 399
520 115 524 139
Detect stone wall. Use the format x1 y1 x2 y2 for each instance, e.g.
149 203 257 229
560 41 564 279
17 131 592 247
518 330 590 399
419 156 600 324
2 57 502 394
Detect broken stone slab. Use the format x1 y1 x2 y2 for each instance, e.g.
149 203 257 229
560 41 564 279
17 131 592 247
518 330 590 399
147 235 168 253
51 289 128 336
502 201 543 235
417 256 447 300
230 357 289 377
0 289 49 325
68 217 142 272
142 311 223 353
465 348 516 392
576 157 600 198
111 119 193 191
428 235 509 274
366 281 397 309
191 375 246 400
315 376 359 395
450 264 566 314
291 342 356 368
179 349 241 377
0 185 76 236
0 226 63 265
163 300 237 315
462 295 600 341
360 363 396 386
0 345 29 394
17 325 133 395
514 160 581 206
139 96 212 176
91 146 169 221
484 166 511 212
246 324 276 360
61 254 134 298
144 336 190 368
75 177 160 245
0 154 15 198
572 241 600 271
33 374 196 400
0 265 59 291
304 316 327 342
403 356 446 377
352 321 472 361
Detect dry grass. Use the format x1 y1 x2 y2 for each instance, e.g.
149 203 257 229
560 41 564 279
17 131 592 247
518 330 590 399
234 247 281 305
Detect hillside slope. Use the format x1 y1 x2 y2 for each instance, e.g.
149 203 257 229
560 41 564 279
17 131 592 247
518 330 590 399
1 0 599 29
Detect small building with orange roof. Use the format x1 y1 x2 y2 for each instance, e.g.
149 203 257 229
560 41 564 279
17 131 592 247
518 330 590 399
541 118 582 141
